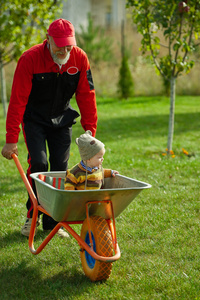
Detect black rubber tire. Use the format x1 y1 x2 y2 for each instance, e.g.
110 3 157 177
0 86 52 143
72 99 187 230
80 215 113 281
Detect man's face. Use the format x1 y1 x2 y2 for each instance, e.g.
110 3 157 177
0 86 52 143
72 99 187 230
46 34 73 65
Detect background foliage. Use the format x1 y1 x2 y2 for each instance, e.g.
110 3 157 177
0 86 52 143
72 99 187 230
127 0 200 80
0 0 63 66
126 0 200 151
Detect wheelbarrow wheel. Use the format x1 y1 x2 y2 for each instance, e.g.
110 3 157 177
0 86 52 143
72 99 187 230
80 215 113 281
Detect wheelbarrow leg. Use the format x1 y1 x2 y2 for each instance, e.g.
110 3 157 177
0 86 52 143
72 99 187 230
11 154 60 254
12 154 38 238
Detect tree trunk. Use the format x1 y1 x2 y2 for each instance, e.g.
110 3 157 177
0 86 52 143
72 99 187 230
167 76 176 152
0 62 7 117
121 19 125 58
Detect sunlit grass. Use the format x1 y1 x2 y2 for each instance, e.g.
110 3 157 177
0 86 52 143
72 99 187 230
0 95 200 299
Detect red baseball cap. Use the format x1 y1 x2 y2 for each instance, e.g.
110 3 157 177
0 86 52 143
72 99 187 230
47 19 76 47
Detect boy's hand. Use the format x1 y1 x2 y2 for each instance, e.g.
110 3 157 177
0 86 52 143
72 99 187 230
112 170 119 177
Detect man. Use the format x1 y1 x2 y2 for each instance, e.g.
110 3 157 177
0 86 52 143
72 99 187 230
1 19 97 237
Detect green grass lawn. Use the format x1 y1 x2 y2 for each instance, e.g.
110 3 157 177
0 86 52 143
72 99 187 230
0 95 200 299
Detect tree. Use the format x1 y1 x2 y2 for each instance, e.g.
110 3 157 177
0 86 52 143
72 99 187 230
118 55 134 98
127 0 200 152
118 20 134 99
0 0 63 117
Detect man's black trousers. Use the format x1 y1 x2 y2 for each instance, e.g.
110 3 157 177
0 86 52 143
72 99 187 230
22 120 72 229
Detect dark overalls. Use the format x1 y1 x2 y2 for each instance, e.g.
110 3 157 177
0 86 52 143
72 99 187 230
22 71 80 229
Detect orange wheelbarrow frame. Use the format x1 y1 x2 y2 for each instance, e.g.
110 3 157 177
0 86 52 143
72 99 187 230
12 154 121 263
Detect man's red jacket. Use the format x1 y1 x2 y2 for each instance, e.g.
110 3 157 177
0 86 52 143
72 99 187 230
6 40 97 143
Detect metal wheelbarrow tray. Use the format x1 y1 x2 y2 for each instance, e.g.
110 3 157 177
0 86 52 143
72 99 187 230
12 154 151 282
31 171 151 222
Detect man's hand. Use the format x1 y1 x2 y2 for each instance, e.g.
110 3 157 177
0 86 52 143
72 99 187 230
1 143 18 160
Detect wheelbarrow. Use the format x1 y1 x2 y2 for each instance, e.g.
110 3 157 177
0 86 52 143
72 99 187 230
12 154 151 281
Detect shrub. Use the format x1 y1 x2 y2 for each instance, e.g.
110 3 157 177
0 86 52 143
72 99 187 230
118 54 134 99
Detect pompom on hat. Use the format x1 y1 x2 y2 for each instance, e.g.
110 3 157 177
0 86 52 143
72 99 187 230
76 131 105 161
47 19 76 47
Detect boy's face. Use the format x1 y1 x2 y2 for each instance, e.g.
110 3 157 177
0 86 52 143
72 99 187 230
87 148 105 169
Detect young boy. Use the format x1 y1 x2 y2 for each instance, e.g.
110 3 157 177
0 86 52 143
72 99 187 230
64 130 119 190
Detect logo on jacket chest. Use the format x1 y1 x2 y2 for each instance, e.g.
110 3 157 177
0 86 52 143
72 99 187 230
67 66 79 75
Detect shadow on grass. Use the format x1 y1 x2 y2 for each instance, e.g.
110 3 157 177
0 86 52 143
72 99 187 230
0 231 26 246
0 261 96 299
0 230 59 246
97 112 200 140
97 96 164 106
0 231 100 299
0 175 26 196
1 111 199 152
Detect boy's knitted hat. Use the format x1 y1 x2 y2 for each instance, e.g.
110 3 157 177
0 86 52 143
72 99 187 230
76 130 104 161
